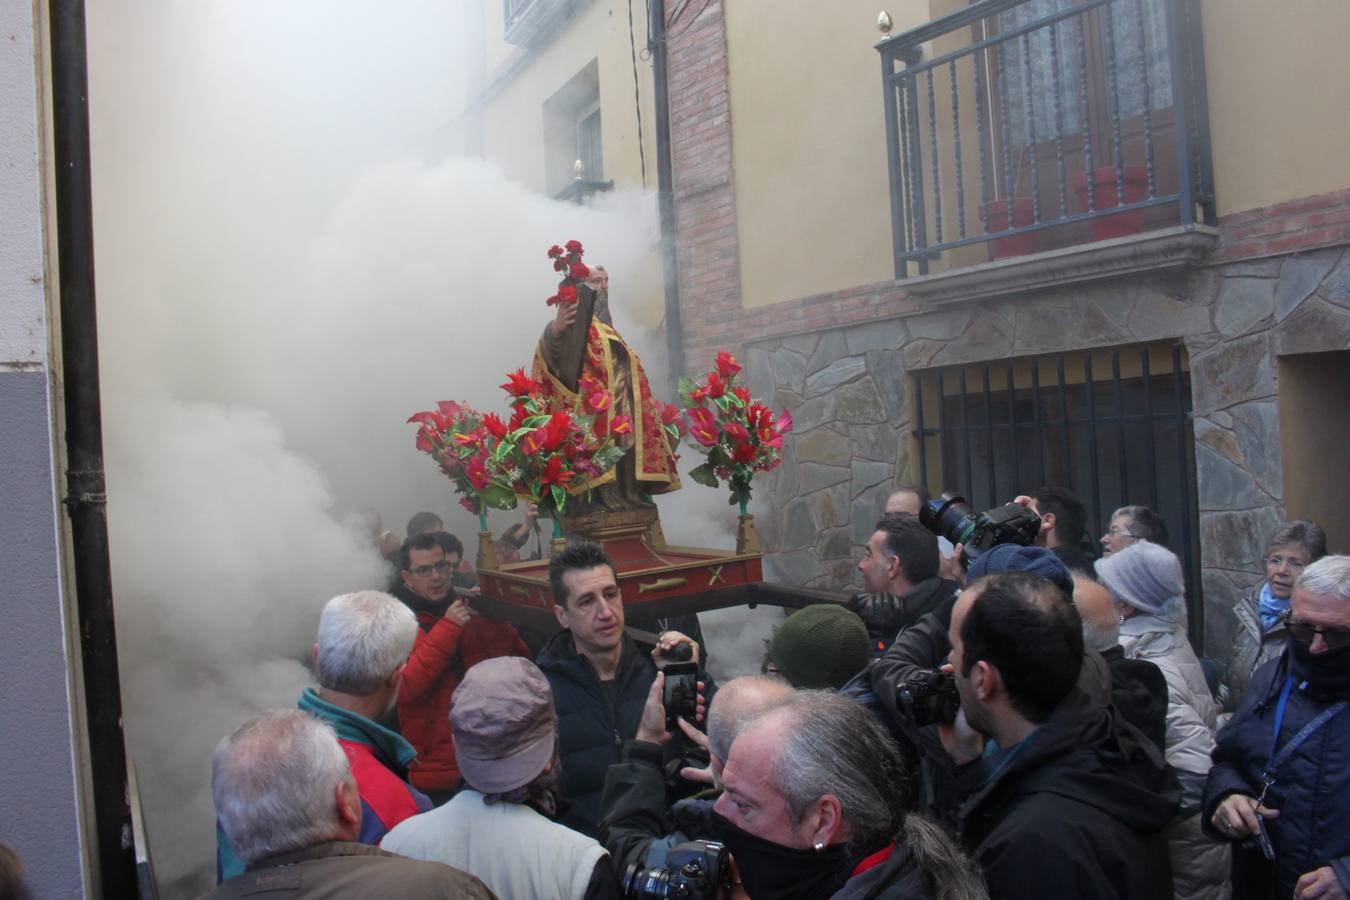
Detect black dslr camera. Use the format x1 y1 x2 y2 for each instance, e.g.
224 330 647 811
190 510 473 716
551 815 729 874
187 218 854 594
623 839 729 900
919 493 1042 564
658 642 699 730
898 669 960 726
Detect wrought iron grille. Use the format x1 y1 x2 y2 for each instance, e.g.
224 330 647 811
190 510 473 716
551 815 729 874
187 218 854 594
878 0 1215 277
910 342 1203 641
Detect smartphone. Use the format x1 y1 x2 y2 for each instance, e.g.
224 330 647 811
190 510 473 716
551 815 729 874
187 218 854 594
662 661 699 730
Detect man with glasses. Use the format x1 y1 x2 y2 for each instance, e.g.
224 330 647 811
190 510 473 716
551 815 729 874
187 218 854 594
393 532 530 804
1204 555 1350 900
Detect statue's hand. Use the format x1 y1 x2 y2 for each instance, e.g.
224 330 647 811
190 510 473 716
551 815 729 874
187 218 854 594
549 298 579 337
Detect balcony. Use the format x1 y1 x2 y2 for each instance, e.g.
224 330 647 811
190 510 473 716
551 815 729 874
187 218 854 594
503 0 590 49
877 0 1217 287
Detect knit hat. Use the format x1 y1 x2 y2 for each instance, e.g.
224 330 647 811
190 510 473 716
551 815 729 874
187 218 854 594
450 657 557 794
1094 540 1184 615
767 604 870 690
966 544 1073 596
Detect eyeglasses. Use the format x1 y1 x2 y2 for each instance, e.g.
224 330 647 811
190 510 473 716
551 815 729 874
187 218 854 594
410 561 452 578
1284 617 1350 651
1106 526 1136 538
1264 556 1308 571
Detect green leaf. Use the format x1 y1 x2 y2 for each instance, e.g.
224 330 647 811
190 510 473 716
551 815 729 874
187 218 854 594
479 482 518 510
551 484 567 512
708 445 730 468
689 463 720 488
677 376 697 401
713 394 734 413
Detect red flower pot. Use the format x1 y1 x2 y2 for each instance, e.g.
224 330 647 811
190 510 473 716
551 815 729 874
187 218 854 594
1074 165 1148 240
984 197 1037 259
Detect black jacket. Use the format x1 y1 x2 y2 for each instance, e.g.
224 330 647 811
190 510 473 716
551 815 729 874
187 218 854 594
1099 645 1169 753
847 578 960 656
956 691 1178 900
598 739 716 879
537 631 712 837
1202 651 1350 900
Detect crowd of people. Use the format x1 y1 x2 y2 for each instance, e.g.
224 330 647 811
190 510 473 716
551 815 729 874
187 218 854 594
187 493 1348 899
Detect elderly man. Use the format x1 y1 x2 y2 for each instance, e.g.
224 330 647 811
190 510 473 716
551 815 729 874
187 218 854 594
941 573 1177 899
1100 504 1169 558
382 657 618 899
536 540 710 836
1204 555 1350 900
597 675 793 877
712 692 986 899
216 591 431 882
849 513 956 657
206 709 492 899
393 533 530 803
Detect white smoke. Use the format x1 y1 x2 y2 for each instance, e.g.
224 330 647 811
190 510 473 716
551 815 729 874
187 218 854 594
88 3 780 894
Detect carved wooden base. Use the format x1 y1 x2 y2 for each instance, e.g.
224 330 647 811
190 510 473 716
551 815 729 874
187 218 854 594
477 530 498 573
737 514 760 555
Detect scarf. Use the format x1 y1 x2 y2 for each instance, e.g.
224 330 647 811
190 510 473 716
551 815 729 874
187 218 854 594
1258 582 1290 633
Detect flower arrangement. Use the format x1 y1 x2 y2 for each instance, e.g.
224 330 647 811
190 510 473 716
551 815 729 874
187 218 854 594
545 239 588 306
678 351 793 514
406 401 519 530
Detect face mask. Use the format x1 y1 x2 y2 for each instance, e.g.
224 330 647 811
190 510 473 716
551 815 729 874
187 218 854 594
708 810 853 900
1289 640 1350 696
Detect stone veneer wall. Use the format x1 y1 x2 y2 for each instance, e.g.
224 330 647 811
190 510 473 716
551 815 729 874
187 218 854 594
743 246 1350 658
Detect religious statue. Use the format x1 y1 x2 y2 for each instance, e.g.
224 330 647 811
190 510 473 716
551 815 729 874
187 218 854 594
532 263 681 518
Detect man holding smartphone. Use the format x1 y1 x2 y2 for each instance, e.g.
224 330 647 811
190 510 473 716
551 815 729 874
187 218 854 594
393 532 531 805
537 540 713 837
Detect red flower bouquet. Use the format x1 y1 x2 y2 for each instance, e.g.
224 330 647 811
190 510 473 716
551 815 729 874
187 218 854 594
407 401 520 529
545 239 589 306
678 351 793 513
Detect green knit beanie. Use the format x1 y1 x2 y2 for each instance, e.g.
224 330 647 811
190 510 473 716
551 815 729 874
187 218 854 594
767 604 870 690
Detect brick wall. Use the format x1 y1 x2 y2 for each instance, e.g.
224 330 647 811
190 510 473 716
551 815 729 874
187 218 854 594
664 0 1350 371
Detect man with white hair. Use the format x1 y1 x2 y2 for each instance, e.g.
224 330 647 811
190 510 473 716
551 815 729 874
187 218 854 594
1204 555 1350 900
216 591 432 881
205 709 492 898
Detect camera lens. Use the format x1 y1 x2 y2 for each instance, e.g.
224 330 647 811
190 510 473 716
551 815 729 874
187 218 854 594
919 494 980 547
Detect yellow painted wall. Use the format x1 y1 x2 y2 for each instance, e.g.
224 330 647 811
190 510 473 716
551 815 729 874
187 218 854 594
1201 0 1350 216
470 0 664 326
724 1 929 307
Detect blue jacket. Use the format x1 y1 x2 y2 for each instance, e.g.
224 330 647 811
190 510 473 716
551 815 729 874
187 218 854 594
1202 651 1350 899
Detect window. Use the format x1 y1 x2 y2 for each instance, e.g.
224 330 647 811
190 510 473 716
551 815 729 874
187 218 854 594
576 101 603 183
544 61 610 199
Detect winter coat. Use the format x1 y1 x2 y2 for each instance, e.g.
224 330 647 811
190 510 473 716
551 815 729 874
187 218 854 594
957 690 1179 900
846 577 960 657
395 586 531 793
1099 645 1169 754
537 631 711 836
200 841 495 899
1224 584 1289 712
1118 614 1218 805
1202 651 1350 900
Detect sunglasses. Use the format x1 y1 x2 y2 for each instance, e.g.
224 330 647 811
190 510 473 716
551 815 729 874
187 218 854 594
1284 615 1350 651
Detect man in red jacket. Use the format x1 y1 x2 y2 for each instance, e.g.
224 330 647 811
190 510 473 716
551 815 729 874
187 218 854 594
393 532 530 804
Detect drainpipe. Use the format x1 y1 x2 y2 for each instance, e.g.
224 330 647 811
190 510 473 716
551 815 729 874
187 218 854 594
649 0 684 392
49 1 138 895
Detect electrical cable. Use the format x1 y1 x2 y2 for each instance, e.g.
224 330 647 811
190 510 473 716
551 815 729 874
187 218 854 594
628 0 648 188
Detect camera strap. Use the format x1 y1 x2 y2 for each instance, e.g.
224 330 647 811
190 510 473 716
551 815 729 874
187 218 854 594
1258 675 1347 806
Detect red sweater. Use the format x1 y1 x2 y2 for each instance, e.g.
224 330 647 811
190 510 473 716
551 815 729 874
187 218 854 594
397 611 531 792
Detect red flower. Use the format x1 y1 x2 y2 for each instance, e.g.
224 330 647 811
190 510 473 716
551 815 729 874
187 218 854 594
747 403 773 430
585 389 613 414
610 415 633 436
453 429 484 448
544 411 573 450
508 405 529 431
732 386 752 405
465 454 491 491
547 245 564 258
706 372 726 399
553 258 566 272
459 496 480 514
716 351 742 378
565 239 584 254
501 368 541 397
774 409 794 435
482 412 509 440
723 422 750 445
569 262 590 280
687 407 720 446
407 411 438 428
415 429 435 453
660 402 682 425
540 455 574 487
437 400 466 418
733 443 757 464
521 427 547 455
557 284 577 304
689 385 709 403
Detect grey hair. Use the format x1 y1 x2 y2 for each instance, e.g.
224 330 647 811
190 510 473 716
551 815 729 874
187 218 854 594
706 675 793 764
212 709 353 864
902 815 990 900
1295 554 1350 602
315 591 417 695
1267 520 1328 563
1111 505 1169 546
768 691 906 850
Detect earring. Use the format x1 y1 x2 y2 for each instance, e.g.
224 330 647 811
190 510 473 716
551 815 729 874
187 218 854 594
1118 613 1126 625
813 839 824 852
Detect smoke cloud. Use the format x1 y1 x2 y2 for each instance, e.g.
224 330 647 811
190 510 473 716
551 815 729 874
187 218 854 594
88 3 779 893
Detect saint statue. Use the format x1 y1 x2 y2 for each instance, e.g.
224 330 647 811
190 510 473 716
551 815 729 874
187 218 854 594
532 265 681 516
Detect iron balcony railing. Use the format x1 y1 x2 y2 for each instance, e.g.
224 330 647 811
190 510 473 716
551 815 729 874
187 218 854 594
878 0 1215 278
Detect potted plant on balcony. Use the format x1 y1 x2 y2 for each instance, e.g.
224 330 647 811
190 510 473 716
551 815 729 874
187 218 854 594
1073 165 1148 240
984 146 1036 259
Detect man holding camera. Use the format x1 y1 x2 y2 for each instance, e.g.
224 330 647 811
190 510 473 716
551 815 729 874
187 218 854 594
941 572 1177 900
1203 555 1350 900
537 540 712 837
393 532 531 804
849 513 959 657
